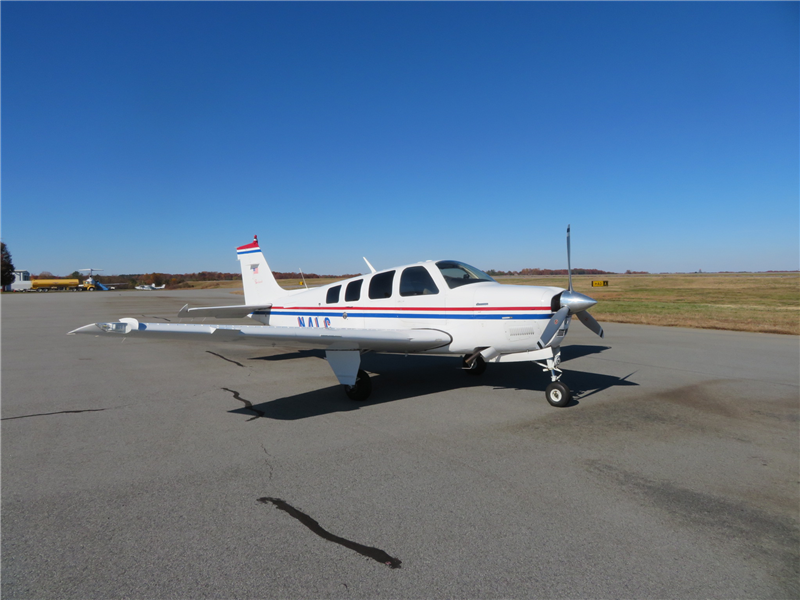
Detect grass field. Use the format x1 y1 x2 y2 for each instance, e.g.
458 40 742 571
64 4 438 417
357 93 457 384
500 273 800 336
180 272 800 336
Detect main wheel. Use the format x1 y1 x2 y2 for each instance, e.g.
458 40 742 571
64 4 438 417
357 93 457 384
545 381 572 407
344 369 372 401
462 354 487 376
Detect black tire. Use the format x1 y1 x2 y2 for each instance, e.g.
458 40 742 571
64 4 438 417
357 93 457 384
545 381 572 407
344 369 372 401
462 354 487 376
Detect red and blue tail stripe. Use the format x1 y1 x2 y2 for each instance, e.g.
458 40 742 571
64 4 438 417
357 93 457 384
237 236 261 255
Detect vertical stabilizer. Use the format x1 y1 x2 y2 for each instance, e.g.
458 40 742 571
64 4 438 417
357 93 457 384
237 236 285 305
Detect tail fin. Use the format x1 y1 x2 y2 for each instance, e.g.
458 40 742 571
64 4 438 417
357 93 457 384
237 235 285 305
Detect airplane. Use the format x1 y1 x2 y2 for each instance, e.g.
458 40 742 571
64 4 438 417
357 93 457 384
69 227 603 407
79 268 110 291
135 283 166 291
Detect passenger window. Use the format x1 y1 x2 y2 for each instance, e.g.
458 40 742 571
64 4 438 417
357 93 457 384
400 266 439 297
345 280 362 302
326 285 341 304
369 271 395 299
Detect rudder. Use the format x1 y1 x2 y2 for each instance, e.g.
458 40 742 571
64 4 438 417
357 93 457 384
237 235 285 305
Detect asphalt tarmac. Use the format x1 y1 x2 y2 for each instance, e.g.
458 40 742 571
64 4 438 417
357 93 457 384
2 290 798 599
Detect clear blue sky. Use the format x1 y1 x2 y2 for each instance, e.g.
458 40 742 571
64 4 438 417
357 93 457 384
2 2 798 276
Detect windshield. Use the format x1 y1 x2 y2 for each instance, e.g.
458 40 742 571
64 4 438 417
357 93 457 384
436 261 496 289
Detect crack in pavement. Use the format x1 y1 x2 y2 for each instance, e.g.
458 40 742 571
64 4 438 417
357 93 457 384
141 314 172 322
207 351 245 368
2 407 116 421
261 444 275 481
258 497 402 569
222 387 264 420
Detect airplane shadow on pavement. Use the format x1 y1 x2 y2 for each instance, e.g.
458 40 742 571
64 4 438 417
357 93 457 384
229 344 637 421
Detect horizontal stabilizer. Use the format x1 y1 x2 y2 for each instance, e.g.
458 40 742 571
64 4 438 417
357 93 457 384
178 303 273 319
69 320 452 352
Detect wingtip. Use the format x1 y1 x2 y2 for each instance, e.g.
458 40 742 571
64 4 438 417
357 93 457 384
68 323 102 335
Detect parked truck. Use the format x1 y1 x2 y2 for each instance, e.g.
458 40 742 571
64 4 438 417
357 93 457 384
29 278 107 291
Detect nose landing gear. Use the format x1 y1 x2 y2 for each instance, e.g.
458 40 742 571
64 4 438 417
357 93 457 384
536 351 572 407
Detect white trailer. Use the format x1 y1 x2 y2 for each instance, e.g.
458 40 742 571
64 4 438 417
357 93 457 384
6 270 32 292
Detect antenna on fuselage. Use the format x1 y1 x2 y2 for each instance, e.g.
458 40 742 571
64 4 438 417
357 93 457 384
299 268 307 288
363 257 376 273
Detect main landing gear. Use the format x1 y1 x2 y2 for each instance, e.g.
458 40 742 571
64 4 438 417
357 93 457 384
461 354 487 376
344 369 372 402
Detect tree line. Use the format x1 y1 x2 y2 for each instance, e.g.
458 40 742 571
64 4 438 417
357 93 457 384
3 241 650 291
485 268 619 276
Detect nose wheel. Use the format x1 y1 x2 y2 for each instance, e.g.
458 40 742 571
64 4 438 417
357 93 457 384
545 381 572 407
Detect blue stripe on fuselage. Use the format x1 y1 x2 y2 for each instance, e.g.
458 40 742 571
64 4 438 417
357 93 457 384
268 310 552 320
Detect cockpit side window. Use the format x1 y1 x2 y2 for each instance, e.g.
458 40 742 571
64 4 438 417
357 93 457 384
345 279 362 302
436 261 496 289
326 285 341 304
400 266 439 297
368 271 395 299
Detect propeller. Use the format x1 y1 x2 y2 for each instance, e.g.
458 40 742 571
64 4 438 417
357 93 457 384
537 225 604 349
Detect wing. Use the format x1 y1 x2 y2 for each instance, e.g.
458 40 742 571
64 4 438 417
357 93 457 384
68 318 451 352
177 303 273 319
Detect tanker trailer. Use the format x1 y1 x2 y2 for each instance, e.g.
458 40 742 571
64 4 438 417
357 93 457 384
30 279 81 291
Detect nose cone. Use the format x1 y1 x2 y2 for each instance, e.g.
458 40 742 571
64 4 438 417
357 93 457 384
560 290 597 314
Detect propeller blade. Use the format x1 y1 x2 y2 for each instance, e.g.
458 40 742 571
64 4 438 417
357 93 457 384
576 310 604 338
537 306 570 349
566 224 572 293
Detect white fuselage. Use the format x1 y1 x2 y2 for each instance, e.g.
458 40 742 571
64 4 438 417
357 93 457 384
249 260 565 357
71 230 600 405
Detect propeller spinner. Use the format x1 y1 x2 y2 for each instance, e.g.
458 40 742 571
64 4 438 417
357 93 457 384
537 226 604 349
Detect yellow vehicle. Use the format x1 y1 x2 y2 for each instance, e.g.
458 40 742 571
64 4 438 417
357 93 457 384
29 278 105 291
28 268 108 291
31 279 81 291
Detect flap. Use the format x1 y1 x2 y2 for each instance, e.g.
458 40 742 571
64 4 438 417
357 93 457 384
177 303 273 319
